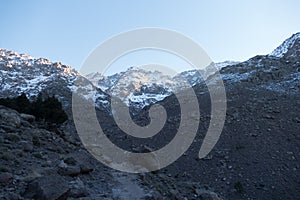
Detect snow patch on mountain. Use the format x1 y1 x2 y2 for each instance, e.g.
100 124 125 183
2 32 299 112
0 48 109 109
174 61 240 85
88 61 240 109
214 61 240 70
270 33 300 57
108 67 176 107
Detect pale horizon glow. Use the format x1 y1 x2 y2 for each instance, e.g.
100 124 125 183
0 0 299 74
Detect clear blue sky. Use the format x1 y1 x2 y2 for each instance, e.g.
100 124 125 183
0 0 299 74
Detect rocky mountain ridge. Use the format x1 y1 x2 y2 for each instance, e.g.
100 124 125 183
1 33 299 112
0 48 109 110
0 32 300 200
87 61 239 110
0 47 239 112
270 32 300 58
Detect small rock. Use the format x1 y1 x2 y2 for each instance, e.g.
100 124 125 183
251 133 258 137
4 133 20 143
146 191 163 200
263 114 275 119
18 140 34 152
22 170 42 182
58 161 81 177
63 151 94 174
293 117 300 123
64 157 77 165
69 178 88 198
0 172 13 185
169 189 179 199
202 155 213 160
80 164 93 174
195 188 223 200
20 113 35 122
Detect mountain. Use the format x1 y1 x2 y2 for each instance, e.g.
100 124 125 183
1 32 299 112
130 33 300 199
209 32 300 94
0 33 299 200
0 48 240 113
89 61 239 111
89 31 300 110
96 67 180 111
270 32 300 58
175 61 240 85
0 48 109 110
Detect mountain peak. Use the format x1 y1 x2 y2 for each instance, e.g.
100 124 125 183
270 32 300 58
0 48 53 67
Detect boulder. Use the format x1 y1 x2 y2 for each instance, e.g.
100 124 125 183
57 161 81 177
69 178 88 198
62 151 94 174
0 172 13 185
18 140 34 152
0 106 21 128
20 113 35 122
23 175 70 200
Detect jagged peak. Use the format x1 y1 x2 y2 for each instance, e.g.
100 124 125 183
270 32 300 58
0 47 78 77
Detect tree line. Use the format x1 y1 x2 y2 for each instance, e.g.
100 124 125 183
0 93 68 124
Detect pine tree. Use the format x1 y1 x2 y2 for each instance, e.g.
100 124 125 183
0 93 68 124
15 93 30 113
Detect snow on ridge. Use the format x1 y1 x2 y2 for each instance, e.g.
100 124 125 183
270 32 300 58
85 61 242 109
0 48 49 66
0 48 78 78
215 61 240 69
1 48 92 99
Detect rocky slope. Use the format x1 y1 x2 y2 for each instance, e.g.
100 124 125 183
0 105 224 200
94 32 300 199
150 32 300 199
0 105 138 199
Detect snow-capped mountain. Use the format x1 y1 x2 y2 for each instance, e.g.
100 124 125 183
96 67 178 110
0 48 109 109
87 61 239 110
206 32 300 93
1 32 299 114
96 71 125 92
175 61 240 85
91 67 193 110
270 32 300 58
92 32 299 111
